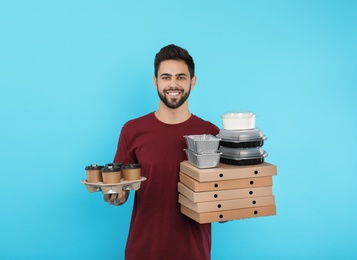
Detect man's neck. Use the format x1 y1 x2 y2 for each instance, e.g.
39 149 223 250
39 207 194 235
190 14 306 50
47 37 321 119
154 103 191 124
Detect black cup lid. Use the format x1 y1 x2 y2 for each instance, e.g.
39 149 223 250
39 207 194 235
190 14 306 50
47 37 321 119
113 162 123 168
85 164 104 170
122 163 141 170
102 163 121 172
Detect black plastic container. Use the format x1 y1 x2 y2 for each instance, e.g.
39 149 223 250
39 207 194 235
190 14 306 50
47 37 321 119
217 128 267 148
219 146 267 166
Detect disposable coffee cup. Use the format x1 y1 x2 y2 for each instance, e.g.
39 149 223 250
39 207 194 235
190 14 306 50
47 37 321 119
122 164 141 181
85 164 104 183
102 163 122 184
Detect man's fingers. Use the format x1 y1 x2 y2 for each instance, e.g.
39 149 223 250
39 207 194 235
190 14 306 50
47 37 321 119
103 194 111 202
104 192 127 206
113 192 126 205
104 194 118 204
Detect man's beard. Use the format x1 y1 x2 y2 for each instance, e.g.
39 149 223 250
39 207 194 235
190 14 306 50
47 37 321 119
157 87 191 109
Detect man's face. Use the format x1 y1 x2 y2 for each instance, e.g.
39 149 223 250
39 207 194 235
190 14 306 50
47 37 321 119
154 60 196 109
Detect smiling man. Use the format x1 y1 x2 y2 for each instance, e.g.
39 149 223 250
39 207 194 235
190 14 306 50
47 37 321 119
104 44 219 260
154 59 196 124
155 59 194 110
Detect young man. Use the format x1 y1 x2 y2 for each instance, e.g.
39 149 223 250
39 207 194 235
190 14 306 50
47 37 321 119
104 44 219 259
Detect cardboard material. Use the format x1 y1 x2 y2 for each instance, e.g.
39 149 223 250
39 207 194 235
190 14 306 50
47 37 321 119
180 160 277 182
181 204 276 224
179 194 275 213
81 177 147 194
178 182 272 203
179 172 272 192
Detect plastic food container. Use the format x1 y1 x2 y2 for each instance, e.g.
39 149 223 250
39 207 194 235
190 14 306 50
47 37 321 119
184 134 221 154
220 146 268 165
184 149 221 169
217 128 267 148
221 112 256 130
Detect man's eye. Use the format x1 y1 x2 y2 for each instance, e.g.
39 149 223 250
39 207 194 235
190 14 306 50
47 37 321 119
178 77 186 80
161 77 170 80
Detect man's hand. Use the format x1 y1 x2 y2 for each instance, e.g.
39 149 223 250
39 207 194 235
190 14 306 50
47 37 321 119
104 190 129 206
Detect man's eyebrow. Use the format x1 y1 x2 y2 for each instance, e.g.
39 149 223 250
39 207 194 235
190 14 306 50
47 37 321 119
159 73 188 77
160 73 172 77
175 73 188 77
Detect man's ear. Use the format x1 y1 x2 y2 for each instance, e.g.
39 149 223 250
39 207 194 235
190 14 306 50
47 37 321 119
153 76 157 89
191 76 197 89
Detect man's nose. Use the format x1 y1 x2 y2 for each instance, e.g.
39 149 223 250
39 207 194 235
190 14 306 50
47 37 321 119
169 78 178 87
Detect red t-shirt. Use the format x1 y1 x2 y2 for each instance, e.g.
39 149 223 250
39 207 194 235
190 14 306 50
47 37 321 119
114 112 219 260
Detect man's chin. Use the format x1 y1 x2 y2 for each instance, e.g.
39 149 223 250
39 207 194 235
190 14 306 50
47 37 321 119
158 90 189 109
162 97 181 109
166 102 181 109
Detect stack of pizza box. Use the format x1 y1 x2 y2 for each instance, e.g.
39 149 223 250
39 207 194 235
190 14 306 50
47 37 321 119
178 160 277 224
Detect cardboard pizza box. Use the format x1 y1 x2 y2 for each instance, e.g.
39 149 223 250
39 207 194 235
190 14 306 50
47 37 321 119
180 161 277 182
177 182 273 203
179 194 275 213
181 204 276 224
179 172 273 192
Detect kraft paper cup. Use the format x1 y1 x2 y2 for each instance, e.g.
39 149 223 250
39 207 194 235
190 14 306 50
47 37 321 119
122 164 141 181
85 164 104 183
102 163 122 184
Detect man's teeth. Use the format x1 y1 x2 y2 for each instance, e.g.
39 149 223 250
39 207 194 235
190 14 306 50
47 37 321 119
167 91 180 96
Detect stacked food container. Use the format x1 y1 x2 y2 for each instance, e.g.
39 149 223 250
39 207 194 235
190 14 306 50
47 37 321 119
184 134 221 169
218 112 268 165
178 112 277 223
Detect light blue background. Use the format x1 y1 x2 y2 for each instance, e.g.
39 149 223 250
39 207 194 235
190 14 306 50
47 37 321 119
1 1 356 259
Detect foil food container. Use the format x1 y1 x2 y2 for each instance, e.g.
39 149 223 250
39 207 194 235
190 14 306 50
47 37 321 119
184 149 221 169
184 134 221 154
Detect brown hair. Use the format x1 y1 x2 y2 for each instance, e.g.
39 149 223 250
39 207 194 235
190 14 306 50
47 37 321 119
154 44 195 78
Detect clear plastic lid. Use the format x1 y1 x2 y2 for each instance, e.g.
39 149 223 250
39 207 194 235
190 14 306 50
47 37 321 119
220 146 266 159
221 112 255 119
217 128 266 141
